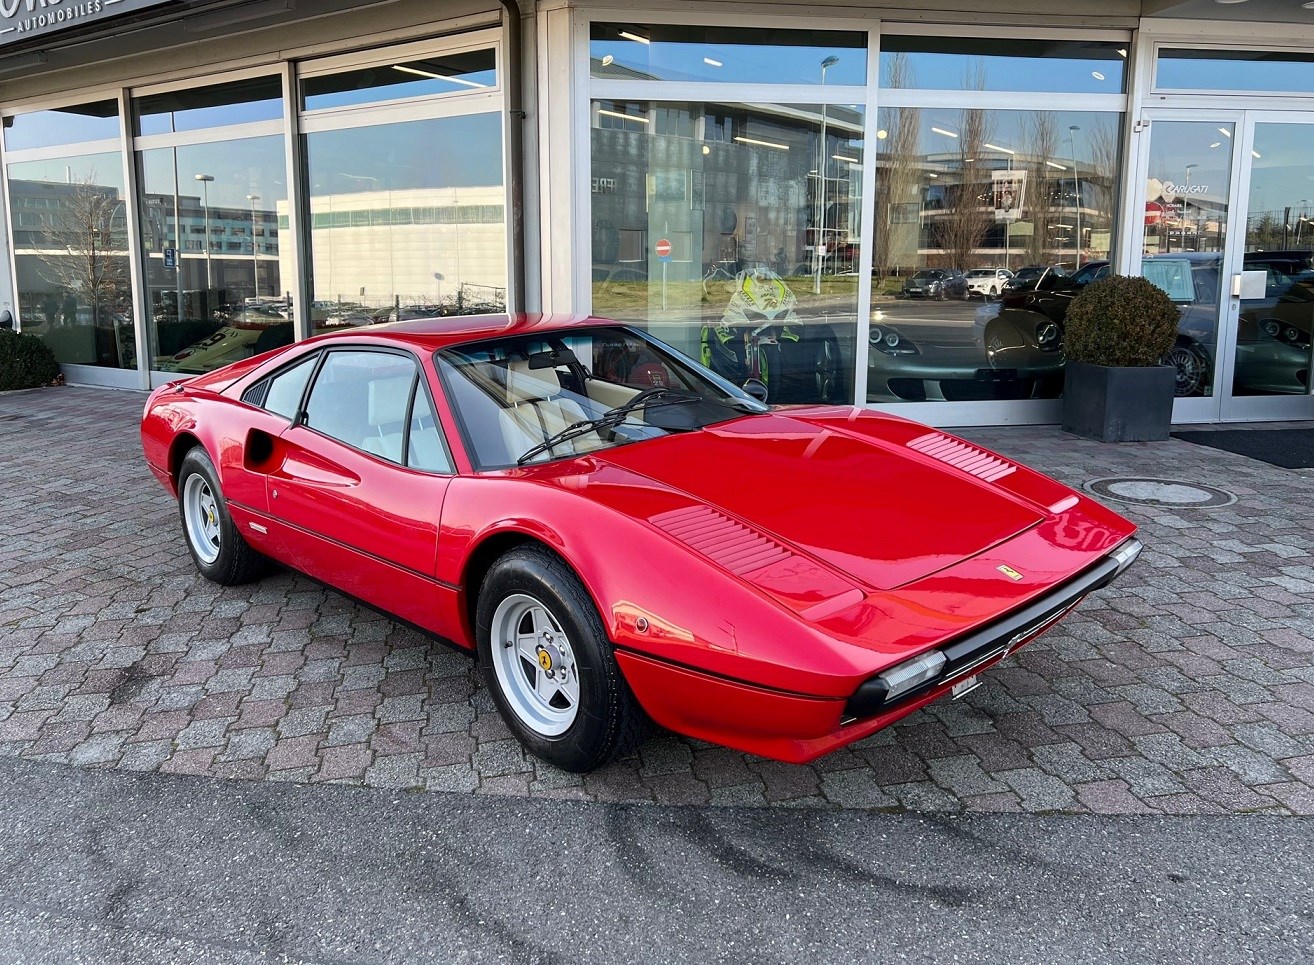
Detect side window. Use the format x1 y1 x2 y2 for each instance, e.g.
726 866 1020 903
260 353 319 420
407 384 454 473
304 351 417 461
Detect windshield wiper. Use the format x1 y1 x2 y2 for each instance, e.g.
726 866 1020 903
515 389 699 466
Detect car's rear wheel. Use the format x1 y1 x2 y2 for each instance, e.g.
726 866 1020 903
177 447 267 585
1162 340 1210 397
477 545 644 772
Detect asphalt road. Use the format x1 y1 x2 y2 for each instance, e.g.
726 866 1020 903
0 757 1310 965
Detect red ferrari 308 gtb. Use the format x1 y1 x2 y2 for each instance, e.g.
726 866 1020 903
141 314 1141 772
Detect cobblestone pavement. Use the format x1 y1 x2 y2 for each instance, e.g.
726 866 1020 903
2 385 1313 815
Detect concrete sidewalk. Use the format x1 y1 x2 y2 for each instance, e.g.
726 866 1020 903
1 385 1312 815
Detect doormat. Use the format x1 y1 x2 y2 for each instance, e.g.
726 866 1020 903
1172 428 1314 470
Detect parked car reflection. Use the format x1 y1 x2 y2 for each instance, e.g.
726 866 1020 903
984 251 1313 398
900 268 969 300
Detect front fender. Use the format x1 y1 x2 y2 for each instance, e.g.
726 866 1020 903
437 471 874 698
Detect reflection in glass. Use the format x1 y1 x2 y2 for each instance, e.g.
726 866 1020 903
1138 121 1233 399
304 113 507 332
590 100 862 405
137 76 283 136
1157 49 1314 94
1236 123 1314 397
880 37 1127 94
303 50 497 110
590 23 866 86
4 100 119 152
868 100 1122 403
137 135 288 373
7 150 134 368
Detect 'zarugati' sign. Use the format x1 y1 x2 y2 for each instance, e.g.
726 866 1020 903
0 0 177 48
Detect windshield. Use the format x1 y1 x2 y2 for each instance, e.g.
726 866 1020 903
966 269 993 278
435 326 768 469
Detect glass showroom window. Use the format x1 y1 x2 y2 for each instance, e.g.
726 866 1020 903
590 23 866 86
590 100 863 406
4 100 134 369
299 44 506 332
133 75 289 374
868 37 1125 406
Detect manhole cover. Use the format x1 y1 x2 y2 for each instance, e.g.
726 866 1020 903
1084 476 1236 508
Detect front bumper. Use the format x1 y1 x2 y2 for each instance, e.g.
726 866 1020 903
615 537 1143 764
843 537 1142 721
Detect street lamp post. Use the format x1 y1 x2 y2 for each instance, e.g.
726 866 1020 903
247 194 260 298
1067 126 1081 268
194 173 215 293
814 55 839 295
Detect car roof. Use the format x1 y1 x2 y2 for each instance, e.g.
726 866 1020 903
303 313 609 352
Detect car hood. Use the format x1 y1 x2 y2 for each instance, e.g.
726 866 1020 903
593 410 1046 591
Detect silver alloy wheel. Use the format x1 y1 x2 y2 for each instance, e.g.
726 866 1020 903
182 473 222 565
489 593 581 737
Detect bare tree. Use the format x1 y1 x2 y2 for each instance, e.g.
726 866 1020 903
32 176 129 327
873 54 922 282
1022 112 1061 265
939 73 995 271
1083 119 1120 260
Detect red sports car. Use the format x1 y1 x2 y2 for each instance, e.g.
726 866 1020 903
141 314 1141 772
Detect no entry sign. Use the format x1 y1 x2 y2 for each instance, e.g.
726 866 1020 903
655 238 672 261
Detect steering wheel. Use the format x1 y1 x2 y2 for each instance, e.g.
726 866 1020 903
622 386 670 409
599 387 670 442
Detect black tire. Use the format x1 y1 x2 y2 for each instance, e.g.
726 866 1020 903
476 544 644 772
177 447 268 585
1162 339 1211 398
811 334 842 404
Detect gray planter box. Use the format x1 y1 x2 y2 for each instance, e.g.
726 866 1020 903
1062 361 1176 442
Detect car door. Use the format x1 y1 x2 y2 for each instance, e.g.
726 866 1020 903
266 347 457 633
220 350 322 548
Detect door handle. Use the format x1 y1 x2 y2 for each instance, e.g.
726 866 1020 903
273 450 360 488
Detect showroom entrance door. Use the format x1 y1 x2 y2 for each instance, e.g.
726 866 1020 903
1135 111 1314 423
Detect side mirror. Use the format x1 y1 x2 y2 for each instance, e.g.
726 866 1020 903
742 378 769 403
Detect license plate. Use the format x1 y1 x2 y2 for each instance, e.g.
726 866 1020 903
951 675 981 699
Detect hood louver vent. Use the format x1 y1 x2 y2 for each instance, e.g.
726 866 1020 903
649 505 793 577
906 431 1016 483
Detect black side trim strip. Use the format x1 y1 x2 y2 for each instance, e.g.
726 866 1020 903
226 498 460 592
611 643 837 703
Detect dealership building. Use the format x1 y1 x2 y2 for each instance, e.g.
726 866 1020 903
1 0 1313 426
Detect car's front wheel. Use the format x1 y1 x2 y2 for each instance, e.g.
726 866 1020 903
177 447 267 585
476 545 644 772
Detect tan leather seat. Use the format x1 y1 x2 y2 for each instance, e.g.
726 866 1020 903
359 375 412 462
497 359 591 462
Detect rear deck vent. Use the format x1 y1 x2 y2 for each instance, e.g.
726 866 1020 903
907 431 1016 482
648 505 793 577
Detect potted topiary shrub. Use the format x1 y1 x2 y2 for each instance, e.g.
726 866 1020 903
0 329 62 391
1061 274 1181 442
